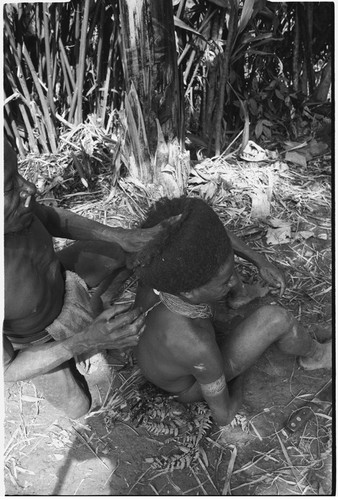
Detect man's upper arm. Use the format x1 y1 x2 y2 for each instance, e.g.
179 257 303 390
189 328 225 385
32 201 52 229
33 202 72 237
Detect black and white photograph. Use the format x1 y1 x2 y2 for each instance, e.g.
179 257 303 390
3 0 333 495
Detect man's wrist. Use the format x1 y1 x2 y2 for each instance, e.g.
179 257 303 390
61 330 93 358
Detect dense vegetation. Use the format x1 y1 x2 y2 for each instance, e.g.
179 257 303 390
4 1 332 157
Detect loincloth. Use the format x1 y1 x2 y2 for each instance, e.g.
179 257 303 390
45 271 93 341
10 271 106 374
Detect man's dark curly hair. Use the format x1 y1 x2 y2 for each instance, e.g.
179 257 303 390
136 196 233 294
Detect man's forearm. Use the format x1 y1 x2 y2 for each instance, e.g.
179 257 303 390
227 230 265 267
34 203 131 245
200 376 237 426
4 333 92 382
201 375 243 426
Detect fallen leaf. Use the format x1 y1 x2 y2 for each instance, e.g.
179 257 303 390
285 151 307 168
293 230 314 241
250 188 271 219
240 140 268 162
266 221 292 245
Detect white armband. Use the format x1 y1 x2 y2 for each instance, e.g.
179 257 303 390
200 374 226 396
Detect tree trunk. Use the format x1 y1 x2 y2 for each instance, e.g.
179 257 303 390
313 59 332 102
292 4 300 92
119 0 188 190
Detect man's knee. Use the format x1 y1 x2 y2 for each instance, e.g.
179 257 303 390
32 361 92 419
257 305 294 333
65 393 91 419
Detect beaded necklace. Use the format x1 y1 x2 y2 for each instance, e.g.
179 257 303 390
153 289 213 319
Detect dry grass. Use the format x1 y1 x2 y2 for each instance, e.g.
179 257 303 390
11 122 332 495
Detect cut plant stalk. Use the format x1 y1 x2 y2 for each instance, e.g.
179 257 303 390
4 106 26 157
43 3 56 118
76 0 91 125
22 42 57 153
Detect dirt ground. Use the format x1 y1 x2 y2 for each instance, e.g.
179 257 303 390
4 295 332 496
4 153 333 496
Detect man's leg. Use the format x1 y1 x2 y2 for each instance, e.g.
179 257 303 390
178 305 331 405
218 305 331 380
31 359 91 419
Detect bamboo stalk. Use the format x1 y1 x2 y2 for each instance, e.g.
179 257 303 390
76 0 91 124
100 29 115 125
22 41 58 153
96 2 105 110
58 38 76 90
4 22 43 150
5 89 38 153
292 4 300 91
59 43 73 103
4 105 26 157
43 3 56 118
69 88 79 123
51 5 59 89
214 0 237 155
36 4 44 77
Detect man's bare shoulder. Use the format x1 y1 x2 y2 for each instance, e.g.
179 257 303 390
151 306 216 350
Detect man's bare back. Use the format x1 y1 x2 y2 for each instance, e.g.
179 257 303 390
133 196 332 428
135 287 204 393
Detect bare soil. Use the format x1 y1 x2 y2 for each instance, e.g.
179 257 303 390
4 293 332 496
4 154 333 496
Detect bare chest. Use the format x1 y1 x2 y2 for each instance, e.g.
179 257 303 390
4 218 64 333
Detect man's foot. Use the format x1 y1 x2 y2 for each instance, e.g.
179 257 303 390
298 340 332 370
227 283 269 309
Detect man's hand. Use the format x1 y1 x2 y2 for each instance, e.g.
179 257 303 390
227 230 286 297
3 303 146 383
124 214 182 253
125 214 182 268
82 303 146 351
258 262 285 296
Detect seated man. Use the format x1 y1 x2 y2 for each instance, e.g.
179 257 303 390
3 138 175 419
134 197 331 428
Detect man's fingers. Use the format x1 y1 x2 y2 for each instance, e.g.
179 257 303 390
96 305 144 326
108 308 145 329
108 320 146 348
108 302 134 317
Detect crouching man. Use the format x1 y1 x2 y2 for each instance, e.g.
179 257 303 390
3 138 175 419
133 197 331 428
